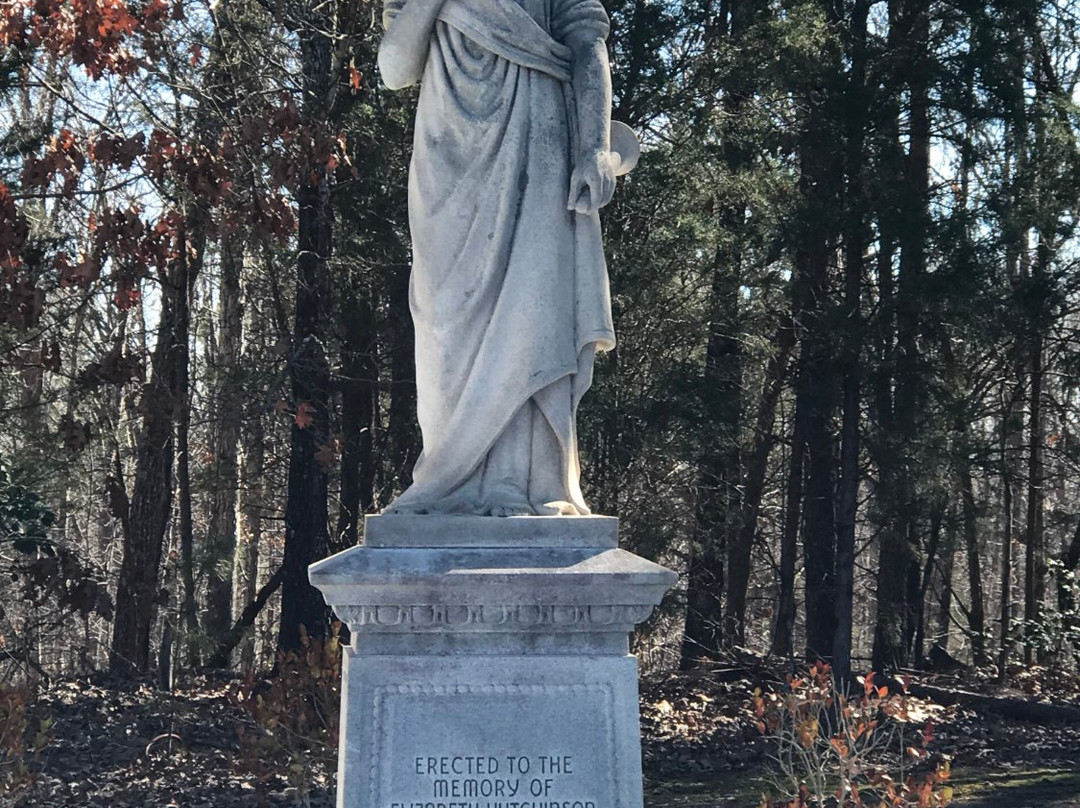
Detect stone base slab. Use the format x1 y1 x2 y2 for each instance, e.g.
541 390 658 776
337 654 644 808
363 514 619 549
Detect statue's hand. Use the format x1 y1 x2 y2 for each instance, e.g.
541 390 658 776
378 0 449 90
567 149 616 215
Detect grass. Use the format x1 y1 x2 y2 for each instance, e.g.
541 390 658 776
643 767 1080 808
644 771 770 807
950 768 1080 807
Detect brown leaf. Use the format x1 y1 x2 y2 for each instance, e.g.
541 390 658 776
295 402 315 429
315 443 337 471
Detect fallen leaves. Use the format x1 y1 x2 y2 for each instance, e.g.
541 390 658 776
19 678 336 807
10 662 1080 808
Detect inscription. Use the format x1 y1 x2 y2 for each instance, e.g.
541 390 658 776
391 803 594 808
390 803 595 808
372 683 617 808
390 754 594 808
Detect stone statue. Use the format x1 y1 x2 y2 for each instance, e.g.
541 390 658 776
379 0 637 517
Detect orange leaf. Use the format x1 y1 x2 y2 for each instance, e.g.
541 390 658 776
797 717 819 748
349 64 362 91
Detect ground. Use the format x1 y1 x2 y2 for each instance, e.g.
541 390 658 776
8 662 1080 808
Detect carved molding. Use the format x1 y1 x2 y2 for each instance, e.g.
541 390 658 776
333 603 655 630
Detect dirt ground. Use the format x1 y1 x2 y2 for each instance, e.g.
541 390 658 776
9 663 1080 808
643 768 1080 808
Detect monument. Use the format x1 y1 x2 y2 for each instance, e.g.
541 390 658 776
309 0 676 805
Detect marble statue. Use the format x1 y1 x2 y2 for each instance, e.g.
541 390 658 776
379 0 637 517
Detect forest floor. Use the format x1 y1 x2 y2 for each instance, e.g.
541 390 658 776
8 661 1080 808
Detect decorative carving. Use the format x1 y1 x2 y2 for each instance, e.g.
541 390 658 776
333 603 655 631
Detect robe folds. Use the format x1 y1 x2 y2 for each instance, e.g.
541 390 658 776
384 0 615 515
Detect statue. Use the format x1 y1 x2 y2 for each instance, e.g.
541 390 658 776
379 0 637 517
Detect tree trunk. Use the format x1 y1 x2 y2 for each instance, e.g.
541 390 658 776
998 19 1030 681
795 173 839 664
832 0 869 686
692 261 743 656
198 0 263 654
725 323 794 647
336 272 378 551
960 461 988 665
1023 269 1046 664
934 504 956 652
110 230 193 675
914 500 943 666
382 258 419 504
682 0 754 663
681 514 728 665
802 350 838 666
277 26 336 652
682 327 741 664
232 408 264 671
209 567 284 669
907 683 1080 724
872 0 930 673
204 239 244 647
1058 517 1080 615
999 380 1020 679
789 59 844 665
178 230 206 673
770 402 804 659
177 323 199 669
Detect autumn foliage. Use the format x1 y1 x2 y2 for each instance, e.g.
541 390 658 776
0 0 349 337
228 624 342 802
755 663 952 808
0 681 50 796
0 0 146 78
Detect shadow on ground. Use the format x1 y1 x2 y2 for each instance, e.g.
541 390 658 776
643 767 1080 808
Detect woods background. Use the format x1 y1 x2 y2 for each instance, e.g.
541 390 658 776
2 0 1080 686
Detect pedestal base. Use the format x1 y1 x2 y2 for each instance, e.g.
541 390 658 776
339 655 642 808
309 516 677 808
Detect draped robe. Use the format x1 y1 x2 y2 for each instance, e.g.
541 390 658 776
384 0 615 515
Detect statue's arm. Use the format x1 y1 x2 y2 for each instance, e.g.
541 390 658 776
566 33 615 215
378 0 447 90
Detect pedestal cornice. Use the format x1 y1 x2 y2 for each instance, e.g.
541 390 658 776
308 515 677 656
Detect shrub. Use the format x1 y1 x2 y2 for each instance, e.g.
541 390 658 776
229 624 341 805
755 661 952 808
0 680 51 798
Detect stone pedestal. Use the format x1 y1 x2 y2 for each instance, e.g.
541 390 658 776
309 515 677 808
